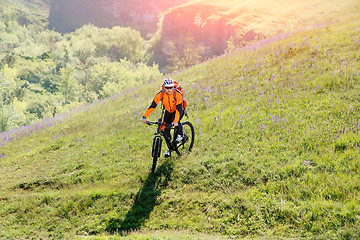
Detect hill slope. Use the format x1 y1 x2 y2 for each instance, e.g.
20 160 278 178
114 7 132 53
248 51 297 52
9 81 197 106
1 15 360 240
168 0 359 34
157 0 360 68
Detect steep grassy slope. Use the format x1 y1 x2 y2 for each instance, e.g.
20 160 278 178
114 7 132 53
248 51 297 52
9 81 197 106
170 0 360 35
1 16 360 239
1 0 49 19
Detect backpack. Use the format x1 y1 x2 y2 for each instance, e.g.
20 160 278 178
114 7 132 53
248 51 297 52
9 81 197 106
160 80 187 109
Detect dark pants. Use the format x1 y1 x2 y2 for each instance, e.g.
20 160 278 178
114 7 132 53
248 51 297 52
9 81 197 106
163 109 184 141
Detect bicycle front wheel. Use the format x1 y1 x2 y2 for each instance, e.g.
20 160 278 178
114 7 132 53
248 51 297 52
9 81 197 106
151 136 162 173
176 121 195 155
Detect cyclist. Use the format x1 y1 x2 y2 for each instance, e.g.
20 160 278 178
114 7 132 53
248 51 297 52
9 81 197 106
141 78 185 157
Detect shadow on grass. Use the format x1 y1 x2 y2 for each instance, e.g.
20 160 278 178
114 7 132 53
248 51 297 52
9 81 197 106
105 159 174 234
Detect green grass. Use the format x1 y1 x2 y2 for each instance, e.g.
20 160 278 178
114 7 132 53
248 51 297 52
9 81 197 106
0 0 49 18
169 0 360 36
1 15 360 239
79 229 229 240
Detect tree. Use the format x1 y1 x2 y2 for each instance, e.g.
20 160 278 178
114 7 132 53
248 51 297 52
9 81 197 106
0 64 18 105
93 26 149 63
182 37 205 68
165 37 204 72
41 74 61 93
225 36 236 53
26 102 45 119
165 40 180 72
59 67 81 104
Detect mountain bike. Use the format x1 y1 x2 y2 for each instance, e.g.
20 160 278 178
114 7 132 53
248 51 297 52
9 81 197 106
146 117 194 173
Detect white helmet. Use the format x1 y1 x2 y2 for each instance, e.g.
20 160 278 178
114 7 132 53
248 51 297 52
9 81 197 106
163 78 174 88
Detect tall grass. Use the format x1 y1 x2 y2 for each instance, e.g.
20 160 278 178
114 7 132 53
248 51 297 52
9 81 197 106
0 16 359 239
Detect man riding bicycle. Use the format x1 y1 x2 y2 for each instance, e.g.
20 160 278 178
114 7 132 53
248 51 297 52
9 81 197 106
141 78 185 157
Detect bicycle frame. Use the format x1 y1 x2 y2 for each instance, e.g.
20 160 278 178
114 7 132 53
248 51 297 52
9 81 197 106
149 118 177 154
146 107 194 172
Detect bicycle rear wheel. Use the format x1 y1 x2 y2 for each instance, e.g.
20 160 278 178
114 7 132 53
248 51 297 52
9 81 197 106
175 121 195 155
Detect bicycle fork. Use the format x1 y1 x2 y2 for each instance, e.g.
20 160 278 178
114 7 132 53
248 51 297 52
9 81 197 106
152 134 162 158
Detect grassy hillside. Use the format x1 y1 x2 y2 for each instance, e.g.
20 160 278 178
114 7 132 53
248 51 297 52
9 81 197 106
172 0 360 35
1 0 49 18
1 14 360 240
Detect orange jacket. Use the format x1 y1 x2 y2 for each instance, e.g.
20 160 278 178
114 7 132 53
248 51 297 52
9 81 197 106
143 89 184 123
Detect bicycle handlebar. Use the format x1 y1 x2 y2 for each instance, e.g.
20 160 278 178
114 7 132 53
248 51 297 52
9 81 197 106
146 121 173 128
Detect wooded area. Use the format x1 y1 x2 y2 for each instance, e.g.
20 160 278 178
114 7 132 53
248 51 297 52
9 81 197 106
0 5 164 132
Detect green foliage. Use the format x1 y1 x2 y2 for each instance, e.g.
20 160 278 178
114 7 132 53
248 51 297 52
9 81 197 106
25 101 45 118
0 2 161 132
225 36 236 53
165 37 205 73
